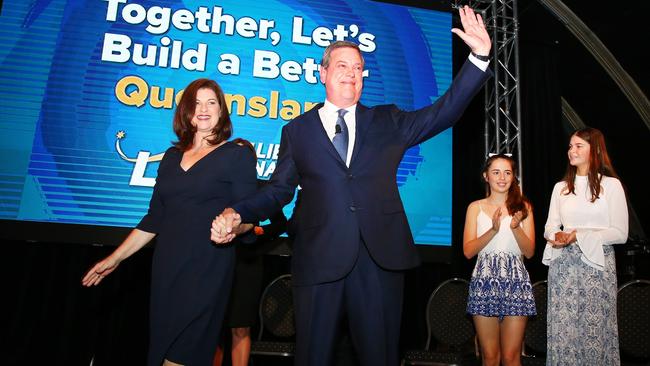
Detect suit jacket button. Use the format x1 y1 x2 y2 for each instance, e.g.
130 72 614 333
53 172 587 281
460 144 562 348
349 206 356 212
347 174 354 179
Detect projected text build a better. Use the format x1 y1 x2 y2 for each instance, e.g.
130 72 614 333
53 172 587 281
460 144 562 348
101 0 376 79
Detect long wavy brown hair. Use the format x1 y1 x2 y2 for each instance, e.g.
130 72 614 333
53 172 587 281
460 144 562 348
231 137 255 154
172 78 232 151
483 154 531 219
562 127 619 202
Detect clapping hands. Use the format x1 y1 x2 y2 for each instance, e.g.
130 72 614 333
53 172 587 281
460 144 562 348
510 211 524 229
490 207 502 233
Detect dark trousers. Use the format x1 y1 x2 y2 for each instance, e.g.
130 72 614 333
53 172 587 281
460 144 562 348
293 243 405 366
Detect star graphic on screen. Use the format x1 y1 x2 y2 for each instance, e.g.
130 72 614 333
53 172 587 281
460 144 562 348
116 130 126 139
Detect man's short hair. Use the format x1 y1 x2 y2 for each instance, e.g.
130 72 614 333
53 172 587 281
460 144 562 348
320 41 365 69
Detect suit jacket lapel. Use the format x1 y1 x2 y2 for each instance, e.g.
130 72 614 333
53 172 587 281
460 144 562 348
304 104 348 166
350 103 373 166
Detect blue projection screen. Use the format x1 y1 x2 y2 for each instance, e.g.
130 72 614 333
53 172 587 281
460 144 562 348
0 0 453 246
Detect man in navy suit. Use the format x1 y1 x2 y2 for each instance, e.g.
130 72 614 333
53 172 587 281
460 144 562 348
212 6 492 365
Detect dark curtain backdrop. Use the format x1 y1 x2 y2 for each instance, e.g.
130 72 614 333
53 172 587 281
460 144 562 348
3 241 151 365
5 2 649 365
518 38 565 282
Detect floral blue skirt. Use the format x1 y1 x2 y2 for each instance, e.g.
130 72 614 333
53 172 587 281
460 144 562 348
467 251 536 320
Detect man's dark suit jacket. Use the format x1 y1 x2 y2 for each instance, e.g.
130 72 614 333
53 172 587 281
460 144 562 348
234 60 490 286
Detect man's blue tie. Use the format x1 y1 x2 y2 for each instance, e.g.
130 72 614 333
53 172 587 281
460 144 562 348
332 109 349 163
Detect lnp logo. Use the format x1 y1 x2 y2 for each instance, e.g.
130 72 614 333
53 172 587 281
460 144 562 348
115 131 163 187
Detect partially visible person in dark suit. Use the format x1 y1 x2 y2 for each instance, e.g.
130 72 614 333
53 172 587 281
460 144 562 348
214 156 288 366
211 6 492 365
285 187 301 241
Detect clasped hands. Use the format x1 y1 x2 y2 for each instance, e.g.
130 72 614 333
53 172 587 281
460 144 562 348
211 207 244 244
548 230 577 248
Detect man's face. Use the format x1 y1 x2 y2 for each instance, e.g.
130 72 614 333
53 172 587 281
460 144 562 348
320 47 364 108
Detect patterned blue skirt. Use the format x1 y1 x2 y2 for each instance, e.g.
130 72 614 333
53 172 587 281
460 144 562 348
466 252 536 320
547 245 619 365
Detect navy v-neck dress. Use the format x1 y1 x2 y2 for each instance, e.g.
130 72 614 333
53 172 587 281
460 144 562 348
136 142 257 366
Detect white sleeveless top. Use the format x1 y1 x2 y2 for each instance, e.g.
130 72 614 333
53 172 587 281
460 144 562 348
477 205 522 255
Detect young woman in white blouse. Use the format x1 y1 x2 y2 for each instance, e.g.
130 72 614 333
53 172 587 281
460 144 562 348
544 127 628 365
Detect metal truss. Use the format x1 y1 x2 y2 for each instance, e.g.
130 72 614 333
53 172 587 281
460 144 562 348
453 0 523 185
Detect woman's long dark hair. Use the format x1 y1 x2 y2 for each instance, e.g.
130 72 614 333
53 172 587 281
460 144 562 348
172 78 232 151
562 127 619 202
231 137 255 154
483 154 531 219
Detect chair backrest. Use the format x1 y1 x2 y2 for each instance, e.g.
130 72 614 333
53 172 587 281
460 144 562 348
257 274 295 340
524 280 548 355
617 279 650 359
425 278 474 350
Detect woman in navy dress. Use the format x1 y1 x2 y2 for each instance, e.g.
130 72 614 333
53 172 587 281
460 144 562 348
464 154 536 366
82 78 258 366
